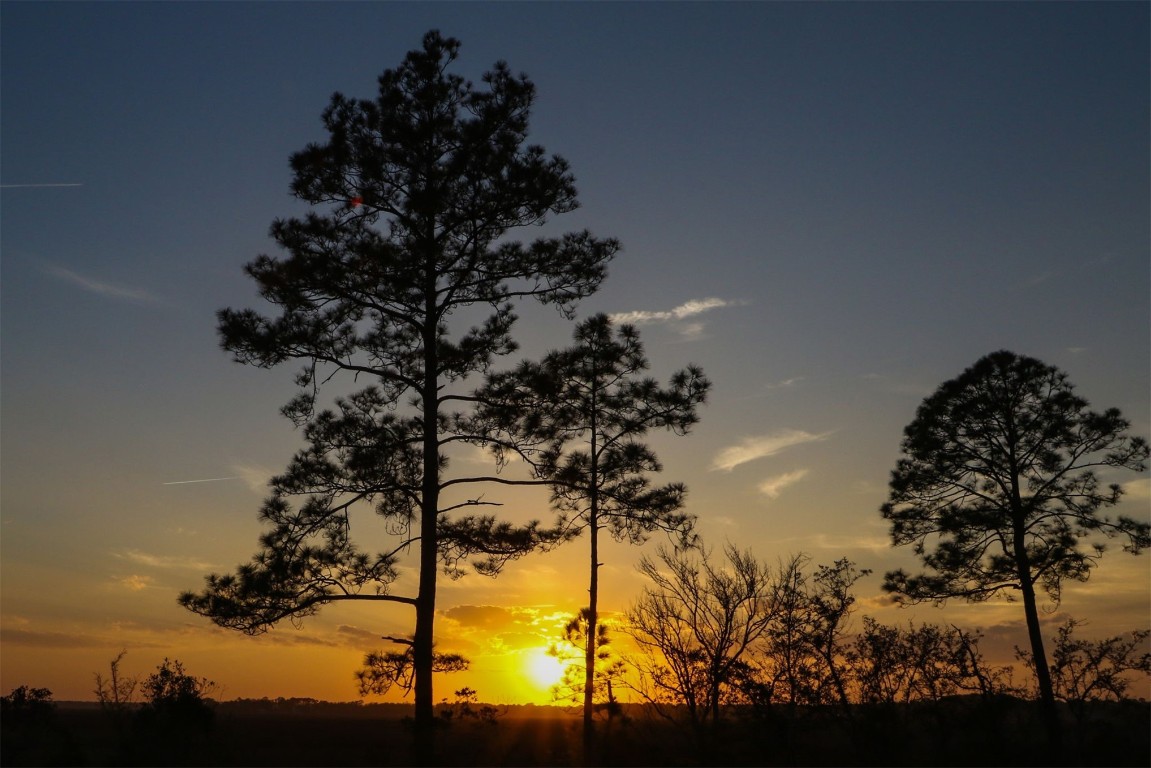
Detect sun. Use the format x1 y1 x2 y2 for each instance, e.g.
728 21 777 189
526 648 566 689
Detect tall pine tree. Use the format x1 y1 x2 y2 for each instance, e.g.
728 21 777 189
180 31 618 761
473 314 708 752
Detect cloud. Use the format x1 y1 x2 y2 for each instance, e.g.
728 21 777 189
0 628 105 648
442 605 516 629
490 631 543 651
609 297 744 340
117 574 154 591
44 264 164 305
1120 478 1150 503
758 469 809 499
114 550 217 571
335 625 383 646
711 429 833 472
760 531 891 553
677 322 706 342
232 464 275 494
440 604 570 656
767 376 805 390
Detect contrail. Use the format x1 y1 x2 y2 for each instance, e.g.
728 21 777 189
163 476 241 486
0 183 83 188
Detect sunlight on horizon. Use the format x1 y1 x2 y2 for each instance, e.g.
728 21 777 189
527 648 566 689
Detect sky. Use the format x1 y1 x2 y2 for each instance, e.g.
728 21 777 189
2 1 1148 706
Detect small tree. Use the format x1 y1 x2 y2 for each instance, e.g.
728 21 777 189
1016 618 1151 714
548 609 627 720
880 350 1149 744
140 658 217 728
436 687 502 726
94 650 138 712
1 685 55 724
848 619 1011 705
94 650 139 743
628 543 775 753
752 555 866 710
179 31 618 761
1 686 59 765
473 313 708 747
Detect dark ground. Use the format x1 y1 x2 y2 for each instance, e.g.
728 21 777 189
3 698 1148 767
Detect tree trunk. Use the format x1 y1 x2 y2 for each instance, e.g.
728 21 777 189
583 522 598 755
1006 424 1060 757
1013 521 1061 755
413 294 440 766
583 407 600 761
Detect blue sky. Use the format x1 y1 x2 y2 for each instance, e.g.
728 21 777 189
2 2 1148 702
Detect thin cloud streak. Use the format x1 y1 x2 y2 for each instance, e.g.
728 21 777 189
758 469 809 499
114 549 217 571
609 297 742 326
712 429 833 472
45 264 163 305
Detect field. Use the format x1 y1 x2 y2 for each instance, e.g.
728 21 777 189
3 698 1148 767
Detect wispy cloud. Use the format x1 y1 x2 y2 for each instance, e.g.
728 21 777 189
609 297 744 340
0 627 103 648
610 297 741 326
336 625 381 645
758 469 809 499
711 429 833 472
45 264 163 305
677 322 707 342
767 376 805 390
760 531 891 553
116 574 154 591
114 550 217 571
232 464 275 494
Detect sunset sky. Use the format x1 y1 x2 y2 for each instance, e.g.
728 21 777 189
2 2 1148 705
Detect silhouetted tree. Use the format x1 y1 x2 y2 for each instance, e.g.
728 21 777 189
849 618 1012 705
628 543 775 756
436 686 502 725
139 658 217 728
1016 618 1151 718
548 609 627 721
1 686 61 766
736 555 867 712
179 30 617 761
880 350 1149 746
94 650 138 712
1 685 55 724
802 557 868 709
472 314 707 747
94 650 138 746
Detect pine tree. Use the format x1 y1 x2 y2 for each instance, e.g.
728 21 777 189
180 31 618 761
